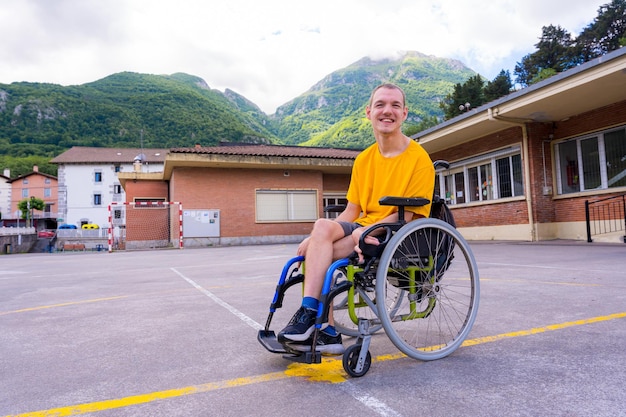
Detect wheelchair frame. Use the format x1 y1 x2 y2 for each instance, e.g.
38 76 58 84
258 163 480 377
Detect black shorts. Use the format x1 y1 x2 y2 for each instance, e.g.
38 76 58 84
337 221 362 237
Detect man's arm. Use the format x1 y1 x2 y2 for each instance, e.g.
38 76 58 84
335 201 362 223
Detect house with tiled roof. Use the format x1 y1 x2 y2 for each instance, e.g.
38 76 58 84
50 147 168 229
5 166 58 228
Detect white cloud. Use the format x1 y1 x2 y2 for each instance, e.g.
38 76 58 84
0 0 605 113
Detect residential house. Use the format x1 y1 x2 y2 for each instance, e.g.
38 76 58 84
7 166 58 229
50 147 168 229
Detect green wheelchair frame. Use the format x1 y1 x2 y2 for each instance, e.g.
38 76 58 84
258 163 480 377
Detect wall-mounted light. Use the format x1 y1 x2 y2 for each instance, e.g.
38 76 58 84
459 102 471 112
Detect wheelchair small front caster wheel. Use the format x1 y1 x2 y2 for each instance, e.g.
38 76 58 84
342 344 371 377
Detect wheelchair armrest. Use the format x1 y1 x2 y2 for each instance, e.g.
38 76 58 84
358 222 402 258
379 196 430 224
379 196 430 208
324 204 346 213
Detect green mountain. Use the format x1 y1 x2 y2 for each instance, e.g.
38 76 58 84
273 51 475 148
0 72 278 163
0 51 476 177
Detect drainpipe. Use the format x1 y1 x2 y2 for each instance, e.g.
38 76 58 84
488 107 536 241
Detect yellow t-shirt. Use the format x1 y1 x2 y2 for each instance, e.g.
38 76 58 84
347 140 434 226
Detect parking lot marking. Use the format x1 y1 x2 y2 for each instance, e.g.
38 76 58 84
171 267 263 330
4 311 625 417
0 296 130 316
3 372 290 417
461 311 626 347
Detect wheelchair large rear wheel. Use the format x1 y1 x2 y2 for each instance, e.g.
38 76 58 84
375 218 479 361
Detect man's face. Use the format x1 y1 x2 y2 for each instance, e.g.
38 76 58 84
366 87 408 135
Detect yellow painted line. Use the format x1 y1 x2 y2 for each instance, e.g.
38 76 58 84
4 311 625 417
0 289 200 316
479 277 601 287
0 296 131 316
3 373 290 417
461 311 626 347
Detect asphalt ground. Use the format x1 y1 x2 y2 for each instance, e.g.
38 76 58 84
1 240 625 417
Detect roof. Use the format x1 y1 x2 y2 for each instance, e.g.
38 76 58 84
414 47 626 153
170 144 362 159
8 171 57 183
50 147 169 164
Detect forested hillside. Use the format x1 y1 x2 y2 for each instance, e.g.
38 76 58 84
0 52 474 177
274 52 474 148
0 72 278 176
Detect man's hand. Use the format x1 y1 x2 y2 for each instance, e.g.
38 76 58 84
297 236 310 257
352 228 380 264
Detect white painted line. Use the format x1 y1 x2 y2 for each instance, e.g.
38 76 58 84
171 267 263 331
339 381 405 417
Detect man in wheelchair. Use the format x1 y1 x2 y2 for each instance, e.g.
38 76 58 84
277 83 435 354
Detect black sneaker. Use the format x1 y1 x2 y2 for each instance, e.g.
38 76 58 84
288 330 345 355
277 306 317 342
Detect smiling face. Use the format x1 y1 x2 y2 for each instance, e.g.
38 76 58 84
366 85 408 136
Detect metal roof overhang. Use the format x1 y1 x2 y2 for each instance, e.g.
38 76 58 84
415 48 626 154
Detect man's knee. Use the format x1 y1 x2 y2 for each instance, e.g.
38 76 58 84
311 218 343 240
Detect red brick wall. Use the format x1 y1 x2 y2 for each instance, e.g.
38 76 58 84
553 100 626 140
323 174 351 193
170 167 334 238
124 180 169 202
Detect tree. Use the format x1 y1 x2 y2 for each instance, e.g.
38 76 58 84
403 115 441 136
17 197 45 226
439 74 485 119
576 0 626 60
515 25 579 87
483 70 513 102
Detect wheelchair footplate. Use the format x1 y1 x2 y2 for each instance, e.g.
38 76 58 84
257 329 322 364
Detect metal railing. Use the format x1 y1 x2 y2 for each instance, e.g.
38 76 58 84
585 194 626 243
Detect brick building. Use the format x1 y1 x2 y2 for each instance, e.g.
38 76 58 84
117 145 359 247
417 47 626 243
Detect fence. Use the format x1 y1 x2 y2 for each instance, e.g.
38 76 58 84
585 194 626 243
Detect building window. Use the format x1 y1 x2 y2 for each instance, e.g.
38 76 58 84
94 171 102 183
256 190 318 222
113 184 122 194
22 189 29 198
323 195 348 219
23 178 29 184
114 165 121 173
94 194 102 206
440 147 524 205
44 178 51 184
44 188 51 198
555 125 626 194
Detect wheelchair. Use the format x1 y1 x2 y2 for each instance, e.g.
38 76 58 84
258 161 480 377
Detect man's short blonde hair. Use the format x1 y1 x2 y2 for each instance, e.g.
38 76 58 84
369 83 406 107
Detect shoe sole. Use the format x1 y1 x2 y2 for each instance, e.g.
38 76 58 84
288 343 345 355
277 325 315 342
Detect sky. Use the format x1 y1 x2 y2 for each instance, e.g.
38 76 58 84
0 0 607 114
